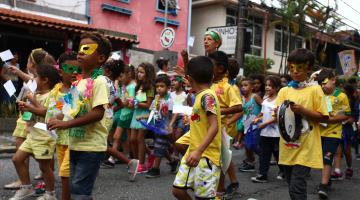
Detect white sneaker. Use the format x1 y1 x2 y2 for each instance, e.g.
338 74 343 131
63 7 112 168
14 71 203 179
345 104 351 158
128 159 139 182
36 193 57 200
9 187 35 200
4 180 22 190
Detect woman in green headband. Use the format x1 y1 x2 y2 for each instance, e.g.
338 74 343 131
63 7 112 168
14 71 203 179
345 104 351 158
204 30 222 55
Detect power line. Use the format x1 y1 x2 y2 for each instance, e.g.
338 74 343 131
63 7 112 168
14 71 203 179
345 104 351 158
338 0 360 18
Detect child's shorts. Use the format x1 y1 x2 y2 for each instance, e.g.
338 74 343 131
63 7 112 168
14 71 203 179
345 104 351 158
118 115 133 129
56 144 70 177
19 137 56 160
176 131 190 145
12 118 28 138
154 135 170 158
173 157 220 198
321 137 341 166
173 116 185 131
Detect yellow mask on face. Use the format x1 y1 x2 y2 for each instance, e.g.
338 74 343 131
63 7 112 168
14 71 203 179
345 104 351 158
79 44 98 55
288 63 309 73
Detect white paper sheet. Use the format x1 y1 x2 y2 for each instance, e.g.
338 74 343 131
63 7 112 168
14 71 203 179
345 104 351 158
26 80 37 93
3 80 16 97
188 36 195 47
173 105 193 115
0 49 14 62
34 122 58 140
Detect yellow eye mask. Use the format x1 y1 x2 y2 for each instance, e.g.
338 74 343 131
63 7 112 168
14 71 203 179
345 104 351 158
79 44 98 55
288 63 309 73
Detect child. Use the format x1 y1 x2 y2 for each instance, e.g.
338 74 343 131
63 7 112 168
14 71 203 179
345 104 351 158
11 63 61 200
172 56 221 200
48 33 112 199
170 75 188 141
137 75 178 177
129 62 156 173
316 69 350 199
156 57 169 76
208 51 243 198
275 48 329 200
4 49 56 190
104 64 140 181
251 75 283 183
46 51 79 200
250 74 265 98
238 78 262 172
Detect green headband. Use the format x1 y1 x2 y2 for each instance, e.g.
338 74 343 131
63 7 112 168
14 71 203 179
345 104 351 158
175 76 183 82
61 64 82 74
205 31 221 42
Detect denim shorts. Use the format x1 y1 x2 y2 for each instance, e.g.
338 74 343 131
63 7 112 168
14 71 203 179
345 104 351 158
154 135 170 158
70 150 105 200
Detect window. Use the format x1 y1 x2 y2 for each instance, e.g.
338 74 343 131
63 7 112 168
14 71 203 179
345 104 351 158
157 0 177 16
274 28 303 53
226 8 237 26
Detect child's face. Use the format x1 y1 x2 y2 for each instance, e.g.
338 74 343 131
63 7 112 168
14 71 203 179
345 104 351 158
253 79 262 92
156 82 168 96
77 38 104 71
35 76 48 91
120 72 130 85
241 80 252 95
60 60 81 84
321 77 336 94
288 62 309 82
137 66 146 81
26 57 36 76
265 80 276 97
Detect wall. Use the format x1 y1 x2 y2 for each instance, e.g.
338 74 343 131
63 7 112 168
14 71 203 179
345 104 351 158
89 0 189 53
190 4 226 55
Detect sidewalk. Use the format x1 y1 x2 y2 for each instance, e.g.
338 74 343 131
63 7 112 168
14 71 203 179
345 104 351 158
0 117 16 153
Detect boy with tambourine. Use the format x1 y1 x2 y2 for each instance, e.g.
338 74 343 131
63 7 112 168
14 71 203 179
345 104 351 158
316 69 351 199
275 49 329 200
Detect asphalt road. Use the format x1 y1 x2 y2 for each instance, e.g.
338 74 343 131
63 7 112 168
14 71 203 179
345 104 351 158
0 146 359 200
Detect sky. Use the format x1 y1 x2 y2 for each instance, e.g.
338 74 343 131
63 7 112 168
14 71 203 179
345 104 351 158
251 0 360 31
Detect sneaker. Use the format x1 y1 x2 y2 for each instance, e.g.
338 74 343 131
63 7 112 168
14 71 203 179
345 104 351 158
101 160 115 168
330 171 343 181
345 168 353 179
4 180 22 190
146 154 156 169
9 187 35 200
251 175 268 183
276 172 285 180
224 182 239 199
238 162 255 172
318 183 329 199
34 181 46 195
145 168 160 178
34 174 43 180
128 159 139 182
36 193 57 200
168 159 179 173
136 164 148 174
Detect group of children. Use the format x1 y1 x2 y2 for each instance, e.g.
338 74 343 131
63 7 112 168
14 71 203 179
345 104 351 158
3 31 360 200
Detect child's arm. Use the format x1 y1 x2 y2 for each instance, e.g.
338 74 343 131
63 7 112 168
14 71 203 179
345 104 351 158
254 94 263 105
8 65 32 82
328 114 350 124
290 103 329 122
138 97 154 109
168 112 178 134
221 105 243 115
259 118 276 129
18 101 47 117
186 113 218 167
227 111 243 127
112 97 123 112
136 114 150 121
47 105 105 130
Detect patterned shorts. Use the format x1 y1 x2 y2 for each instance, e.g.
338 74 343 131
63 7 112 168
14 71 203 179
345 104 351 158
173 157 220 198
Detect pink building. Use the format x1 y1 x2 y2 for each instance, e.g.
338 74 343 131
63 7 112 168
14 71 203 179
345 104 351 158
88 0 190 64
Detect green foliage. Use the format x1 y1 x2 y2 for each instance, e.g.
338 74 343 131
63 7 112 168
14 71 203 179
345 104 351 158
243 54 274 76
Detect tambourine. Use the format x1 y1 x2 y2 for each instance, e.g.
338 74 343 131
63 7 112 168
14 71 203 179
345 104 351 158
277 100 305 142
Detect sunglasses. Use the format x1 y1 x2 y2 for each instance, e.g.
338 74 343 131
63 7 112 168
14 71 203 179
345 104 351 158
79 44 98 55
61 64 82 74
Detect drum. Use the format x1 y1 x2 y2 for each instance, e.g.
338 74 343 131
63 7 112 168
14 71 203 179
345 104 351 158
277 100 303 142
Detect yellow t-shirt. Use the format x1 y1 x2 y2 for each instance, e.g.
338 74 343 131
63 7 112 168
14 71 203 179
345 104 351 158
210 78 242 138
69 75 109 152
184 89 222 166
28 92 52 141
320 89 351 139
275 85 328 169
44 83 69 145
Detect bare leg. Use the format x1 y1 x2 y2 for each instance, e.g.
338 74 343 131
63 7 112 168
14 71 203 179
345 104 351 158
130 129 138 159
321 165 332 185
137 129 146 164
172 187 192 200
12 150 31 185
37 159 55 192
60 177 70 200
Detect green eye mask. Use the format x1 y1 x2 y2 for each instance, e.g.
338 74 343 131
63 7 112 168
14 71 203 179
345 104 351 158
61 64 82 74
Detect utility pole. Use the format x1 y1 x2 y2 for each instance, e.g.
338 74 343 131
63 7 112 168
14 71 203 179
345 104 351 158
235 0 248 68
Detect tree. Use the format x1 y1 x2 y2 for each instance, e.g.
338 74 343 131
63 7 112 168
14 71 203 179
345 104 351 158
244 55 274 76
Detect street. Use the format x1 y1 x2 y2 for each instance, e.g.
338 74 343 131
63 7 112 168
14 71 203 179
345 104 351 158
1 144 359 200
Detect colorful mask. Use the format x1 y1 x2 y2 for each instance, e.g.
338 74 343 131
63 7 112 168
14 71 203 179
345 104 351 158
288 63 309 73
79 44 98 55
61 64 82 74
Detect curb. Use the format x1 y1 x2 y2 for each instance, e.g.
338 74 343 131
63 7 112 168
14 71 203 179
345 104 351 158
0 146 16 154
